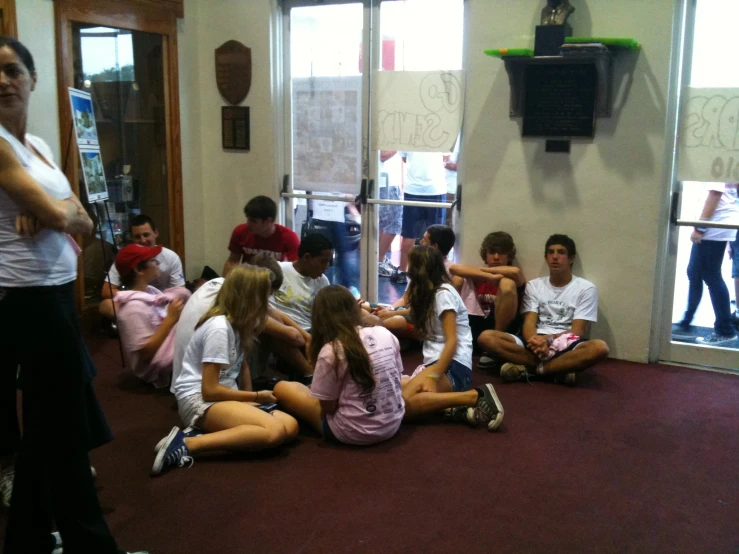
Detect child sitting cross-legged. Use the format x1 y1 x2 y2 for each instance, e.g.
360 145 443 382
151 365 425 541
273 285 405 445
151 267 299 476
400 245 504 431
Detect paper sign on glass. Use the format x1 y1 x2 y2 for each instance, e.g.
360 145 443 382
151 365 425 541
678 87 739 182
372 70 464 152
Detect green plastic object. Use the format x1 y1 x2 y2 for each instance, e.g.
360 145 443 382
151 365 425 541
564 37 641 50
483 48 535 58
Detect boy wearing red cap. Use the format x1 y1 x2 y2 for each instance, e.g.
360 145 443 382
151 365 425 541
114 244 191 388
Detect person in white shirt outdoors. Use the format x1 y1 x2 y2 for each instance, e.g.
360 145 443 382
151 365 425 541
273 285 405 445
173 253 309 391
113 244 192 388
731 233 739 328
443 138 459 226
99 213 185 320
479 234 610 386
0 36 147 554
400 245 504 431
672 183 739 344
377 150 404 278
393 151 447 284
152 267 299 476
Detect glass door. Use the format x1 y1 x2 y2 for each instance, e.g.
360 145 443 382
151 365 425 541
660 0 739 371
283 1 367 293
72 25 171 309
368 0 464 305
282 0 465 304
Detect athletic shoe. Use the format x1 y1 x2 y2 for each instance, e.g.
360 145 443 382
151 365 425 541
553 372 577 386
467 384 504 431
51 532 62 554
391 269 408 284
671 322 693 340
0 465 14 507
696 333 737 345
378 258 396 278
154 426 203 453
151 427 194 476
500 362 531 383
477 355 500 370
445 406 470 423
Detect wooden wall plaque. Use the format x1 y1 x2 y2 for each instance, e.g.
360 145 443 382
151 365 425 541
215 40 252 105
222 106 250 150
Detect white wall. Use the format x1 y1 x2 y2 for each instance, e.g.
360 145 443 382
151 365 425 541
180 0 280 278
461 0 676 362
17 0 60 160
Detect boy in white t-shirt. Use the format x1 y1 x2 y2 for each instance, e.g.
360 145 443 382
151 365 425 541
479 234 610 386
99 214 185 321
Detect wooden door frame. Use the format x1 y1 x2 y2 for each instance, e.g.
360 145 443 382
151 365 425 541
0 0 17 38
54 0 184 311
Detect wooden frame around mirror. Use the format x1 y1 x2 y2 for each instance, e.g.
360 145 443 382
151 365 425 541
55 0 184 311
0 0 17 38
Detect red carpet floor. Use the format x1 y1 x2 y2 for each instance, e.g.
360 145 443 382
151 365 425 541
2 330 738 554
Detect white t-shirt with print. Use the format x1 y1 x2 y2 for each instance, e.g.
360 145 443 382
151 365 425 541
522 276 598 335
421 283 473 370
173 315 242 401
106 246 185 290
269 262 329 331
172 278 224 393
701 183 739 242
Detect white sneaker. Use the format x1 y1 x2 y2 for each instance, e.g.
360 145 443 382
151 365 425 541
378 258 396 278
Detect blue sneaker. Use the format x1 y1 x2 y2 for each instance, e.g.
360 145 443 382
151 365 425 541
154 426 202 453
151 427 194 476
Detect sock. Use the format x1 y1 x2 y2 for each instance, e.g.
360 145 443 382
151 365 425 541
536 362 545 375
474 387 485 400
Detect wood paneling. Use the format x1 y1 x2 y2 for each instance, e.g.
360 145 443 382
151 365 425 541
0 0 17 38
55 0 185 310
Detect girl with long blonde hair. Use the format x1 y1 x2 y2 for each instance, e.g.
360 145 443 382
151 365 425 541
152 267 298 475
274 285 405 445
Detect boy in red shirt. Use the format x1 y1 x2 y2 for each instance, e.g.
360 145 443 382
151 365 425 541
223 196 300 275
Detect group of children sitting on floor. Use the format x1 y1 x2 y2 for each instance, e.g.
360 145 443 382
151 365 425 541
103 198 609 476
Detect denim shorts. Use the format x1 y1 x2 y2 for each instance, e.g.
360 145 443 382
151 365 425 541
379 185 403 235
401 193 446 238
321 413 340 443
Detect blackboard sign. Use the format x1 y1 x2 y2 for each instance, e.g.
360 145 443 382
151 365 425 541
522 63 597 138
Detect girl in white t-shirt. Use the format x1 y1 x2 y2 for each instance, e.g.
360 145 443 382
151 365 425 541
151 267 299 476
401 245 504 431
273 285 405 445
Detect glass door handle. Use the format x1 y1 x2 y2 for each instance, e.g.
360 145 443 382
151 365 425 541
355 178 368 208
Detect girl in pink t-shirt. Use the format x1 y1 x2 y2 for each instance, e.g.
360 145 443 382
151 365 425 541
273 285 405 445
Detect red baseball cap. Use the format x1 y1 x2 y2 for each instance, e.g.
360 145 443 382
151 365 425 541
115 244 162 276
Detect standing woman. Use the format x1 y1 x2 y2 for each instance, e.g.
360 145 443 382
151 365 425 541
0 37 146 553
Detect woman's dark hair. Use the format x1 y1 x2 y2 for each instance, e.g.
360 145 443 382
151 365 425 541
406 245 450 339
309 285 374 393
0 37 35 74
479 231 517 262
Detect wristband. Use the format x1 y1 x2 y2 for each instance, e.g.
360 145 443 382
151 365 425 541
694 226 707 233
426 372 441 381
